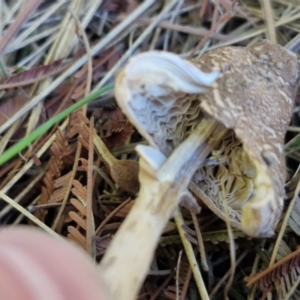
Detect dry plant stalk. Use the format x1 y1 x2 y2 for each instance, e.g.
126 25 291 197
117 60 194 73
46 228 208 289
99 41 299 300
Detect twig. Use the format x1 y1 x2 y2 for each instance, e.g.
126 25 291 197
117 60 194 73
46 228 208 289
139 19 231 41
221 178 236 299
93 0 179 91
95 198 131 235
0 119 69 219
163 0 183 51
0 190 62 240
149 269 176 300
0 0 156 134
188 1 236 58
191 211 209 271
176 250 183 300
0 0 43 55
175 208 209 300
269 175 300 266
86 117 95 256
209 250 249 298
260 0 277 43
285 32 300 52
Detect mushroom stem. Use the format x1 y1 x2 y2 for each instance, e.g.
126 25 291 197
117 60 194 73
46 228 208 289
98 119 227 300
93 131 140 195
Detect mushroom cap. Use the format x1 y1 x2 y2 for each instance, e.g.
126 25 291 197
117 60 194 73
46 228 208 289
191 40 299 236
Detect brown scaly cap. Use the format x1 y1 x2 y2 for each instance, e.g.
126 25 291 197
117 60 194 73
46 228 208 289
191 40 299 236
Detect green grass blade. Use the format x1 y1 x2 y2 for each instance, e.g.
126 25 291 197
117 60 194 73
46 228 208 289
0 84 114 165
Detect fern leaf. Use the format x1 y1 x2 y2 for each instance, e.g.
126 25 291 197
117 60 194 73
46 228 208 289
288 196 300 236
245 244 300 294
202 229 246 244
0 59 65 89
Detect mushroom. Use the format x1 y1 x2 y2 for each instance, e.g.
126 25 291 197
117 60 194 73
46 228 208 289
99 40 300 300
114 40 300 238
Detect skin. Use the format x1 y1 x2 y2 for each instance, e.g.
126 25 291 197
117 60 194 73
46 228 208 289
0 227 110 300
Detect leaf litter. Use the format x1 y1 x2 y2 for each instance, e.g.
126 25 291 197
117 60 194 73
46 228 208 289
1 0 300 299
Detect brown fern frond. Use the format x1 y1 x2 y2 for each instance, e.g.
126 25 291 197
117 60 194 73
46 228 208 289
0 59 66 89
67 226 86 248
67 178 90 248
0 93 26 126
161 255 190 300
48 172 72 204
71 80 86 101
245 246 300 291
67 118 95 253
67 181 88 248
71 180 88 203
103 120 134 148
66 110 89 138
93 105 123 121
38 128 69 219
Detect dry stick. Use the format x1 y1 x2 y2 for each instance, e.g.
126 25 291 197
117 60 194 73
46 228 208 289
260 0 277 43
25 2 82 136
163 0 183 51
8 1 64 51
0 190 62 240
203 11 300 53
0 121 59 188
191 211 209 271
209 250 249 298
139 19 231 41
285 32 300 52
0 0 155 134
149 269 176 300
247 240 266 300
28 203 62 213
269 179 300 266
13 168 46 210
212 0 220 29
95 198 131 235
0 119 69 218
93 0 179 91
0 0 42 55
99 119 227 300
176 249 183 300
267 164 300 267
0 0 22 31
86 117 95 256
199 0 209 19
175 209 209 300
221 179 236 300
188 1 235 58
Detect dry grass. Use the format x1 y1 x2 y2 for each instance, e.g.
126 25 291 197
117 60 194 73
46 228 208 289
1 0 300 299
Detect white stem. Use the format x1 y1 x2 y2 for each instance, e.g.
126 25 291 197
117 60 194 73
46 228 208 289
98 119 227 300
